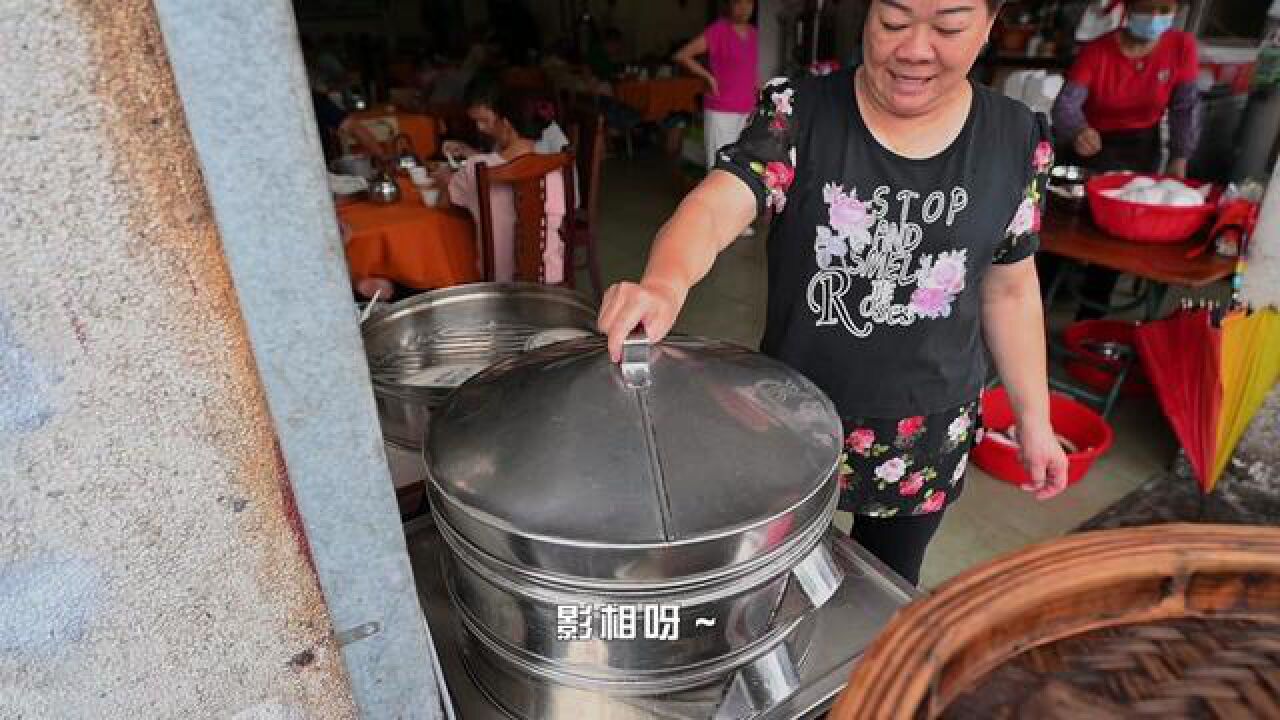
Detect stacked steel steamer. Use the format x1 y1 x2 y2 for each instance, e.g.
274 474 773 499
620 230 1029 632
425 332 851 718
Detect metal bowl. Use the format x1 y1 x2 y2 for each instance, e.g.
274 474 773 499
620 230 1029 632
1050 164 1091 185
1048 164 1092 214
361 283 598 449
368 177 401 205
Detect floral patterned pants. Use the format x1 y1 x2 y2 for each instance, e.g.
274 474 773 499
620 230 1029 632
838 396 983 517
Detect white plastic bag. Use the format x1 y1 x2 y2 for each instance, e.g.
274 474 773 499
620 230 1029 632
1076 0 1124 43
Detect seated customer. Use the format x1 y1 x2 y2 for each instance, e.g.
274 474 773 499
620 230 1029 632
434 82 567 283
308 66 384 162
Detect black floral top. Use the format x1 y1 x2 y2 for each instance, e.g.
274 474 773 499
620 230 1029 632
715 68 1052 516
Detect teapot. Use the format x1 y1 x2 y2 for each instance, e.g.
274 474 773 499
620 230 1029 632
368 159 401 205
391 133 420 172
333 153 375 180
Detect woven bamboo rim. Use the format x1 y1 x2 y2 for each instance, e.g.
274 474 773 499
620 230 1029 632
828 524 1280 719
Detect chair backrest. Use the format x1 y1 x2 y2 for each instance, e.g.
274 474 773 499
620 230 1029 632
474 152 577 284
564 105 605 231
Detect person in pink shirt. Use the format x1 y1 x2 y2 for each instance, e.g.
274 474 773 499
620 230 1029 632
436 83 567 284
675 0 758 234
675 0 758 170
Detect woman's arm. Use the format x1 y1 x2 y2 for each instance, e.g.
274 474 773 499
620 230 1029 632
673 33 717 97
981 258 1068 499
1167 35 1202 177
1167 82 1201 177
598 171 756 360
1051 83 1101 158
600 75 800 359
1050 82 1088 140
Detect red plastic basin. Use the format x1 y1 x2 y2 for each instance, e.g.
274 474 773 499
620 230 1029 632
1062 320 1152 397
972 387 1114 488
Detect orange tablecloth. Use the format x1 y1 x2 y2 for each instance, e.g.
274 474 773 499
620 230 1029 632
340 179 478 290
347 108 441 159
614 77 705 123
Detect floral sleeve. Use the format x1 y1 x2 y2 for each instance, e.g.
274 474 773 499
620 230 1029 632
713 76 800 216
994 113 1053 265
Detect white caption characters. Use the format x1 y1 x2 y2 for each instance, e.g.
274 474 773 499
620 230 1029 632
556 604 682 641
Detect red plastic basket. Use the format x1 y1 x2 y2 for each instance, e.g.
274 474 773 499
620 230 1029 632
972 387 1114 488
1062 320 1152 397
1086 173 1218 244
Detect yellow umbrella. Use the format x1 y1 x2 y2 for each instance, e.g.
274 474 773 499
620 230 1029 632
1211 308 1280 486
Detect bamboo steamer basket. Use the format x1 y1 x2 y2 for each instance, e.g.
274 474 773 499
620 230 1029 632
829 524 1280 718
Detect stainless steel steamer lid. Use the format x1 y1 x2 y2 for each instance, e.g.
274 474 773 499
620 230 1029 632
425 334 843 582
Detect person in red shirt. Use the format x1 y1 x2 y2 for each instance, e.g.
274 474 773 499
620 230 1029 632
1054 0 1200 176
1049 0 1201 318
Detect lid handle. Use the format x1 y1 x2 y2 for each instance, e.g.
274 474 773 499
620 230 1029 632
621 330 651 389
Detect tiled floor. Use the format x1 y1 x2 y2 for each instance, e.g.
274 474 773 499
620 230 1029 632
588 154 1182 590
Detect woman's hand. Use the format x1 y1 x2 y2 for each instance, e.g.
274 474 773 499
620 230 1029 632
1073 127 1103 158
981 259 1065 500
1016 421 1070 500
1166 157 1188 178
596 171 756 361
597 279 687 362
442 140 477 161
705 75 720 99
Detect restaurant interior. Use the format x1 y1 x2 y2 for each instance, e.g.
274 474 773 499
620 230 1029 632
301 0 1280 715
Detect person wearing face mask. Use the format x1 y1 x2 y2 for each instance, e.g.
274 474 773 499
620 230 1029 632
598 0 1068 587
1049 0 1201 319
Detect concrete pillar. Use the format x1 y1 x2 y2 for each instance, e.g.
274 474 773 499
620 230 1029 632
0 1 356 717
150 0 447 717
2 1 439 717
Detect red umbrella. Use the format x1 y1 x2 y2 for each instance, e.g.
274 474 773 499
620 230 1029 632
1134 307 1223 492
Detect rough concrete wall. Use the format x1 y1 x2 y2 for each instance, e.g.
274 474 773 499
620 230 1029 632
1209 382 1280 522
0 3 355 718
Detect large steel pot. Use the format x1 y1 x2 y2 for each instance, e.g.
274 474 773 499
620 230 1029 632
362 283 596 450
425 333 846 718
459 609 821 719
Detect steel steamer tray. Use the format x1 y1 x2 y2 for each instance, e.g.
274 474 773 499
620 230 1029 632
425 333 848 718
362 283 597 451
362 283 596 500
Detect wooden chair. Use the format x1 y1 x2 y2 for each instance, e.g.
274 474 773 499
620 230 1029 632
564 105 606 299
474 152 577 285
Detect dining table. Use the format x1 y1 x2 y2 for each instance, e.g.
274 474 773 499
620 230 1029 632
340 176 479 292
1040 209 1235 321
1038 207 1235 416
612 76 705 123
